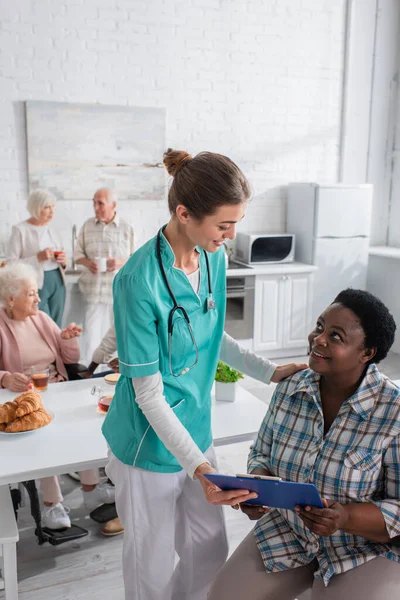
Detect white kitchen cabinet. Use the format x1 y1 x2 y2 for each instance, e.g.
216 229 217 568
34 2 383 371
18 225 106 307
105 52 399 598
253 272 314 357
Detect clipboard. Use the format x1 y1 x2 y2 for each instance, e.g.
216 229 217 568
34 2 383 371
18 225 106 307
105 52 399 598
204 473 324 510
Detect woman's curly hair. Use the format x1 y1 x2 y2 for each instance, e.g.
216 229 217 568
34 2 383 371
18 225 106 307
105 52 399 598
333 289 396 363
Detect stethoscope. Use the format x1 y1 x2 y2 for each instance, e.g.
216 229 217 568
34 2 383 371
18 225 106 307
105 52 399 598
156 227 215 376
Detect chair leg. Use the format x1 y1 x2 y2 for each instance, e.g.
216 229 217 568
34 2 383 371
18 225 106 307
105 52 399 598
22 480 46 545
3 543 18 600
10 488 22 520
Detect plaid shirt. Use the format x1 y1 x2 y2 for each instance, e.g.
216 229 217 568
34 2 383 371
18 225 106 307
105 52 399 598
248 364 400 586
74 215 134 304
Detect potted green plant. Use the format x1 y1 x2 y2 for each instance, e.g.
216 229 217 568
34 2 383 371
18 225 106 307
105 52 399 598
215 361 244 402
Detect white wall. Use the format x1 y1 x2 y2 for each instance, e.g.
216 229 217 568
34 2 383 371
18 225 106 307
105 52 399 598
367 0 400 245
0 0 346 257
387 36 400 246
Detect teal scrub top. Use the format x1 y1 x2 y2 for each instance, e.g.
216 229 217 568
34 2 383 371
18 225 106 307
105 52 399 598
102 229 227 473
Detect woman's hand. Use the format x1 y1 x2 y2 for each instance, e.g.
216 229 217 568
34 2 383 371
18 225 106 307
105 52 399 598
2 372 32 392
37 248 54 262
271 363 308 383
61 322 83 340
54 251 67 267
238 504 270 520
108 358 120 373
295 498 348 536
194 462 258 506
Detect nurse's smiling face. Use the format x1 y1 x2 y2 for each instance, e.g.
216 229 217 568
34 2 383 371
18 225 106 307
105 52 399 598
181 202 247 253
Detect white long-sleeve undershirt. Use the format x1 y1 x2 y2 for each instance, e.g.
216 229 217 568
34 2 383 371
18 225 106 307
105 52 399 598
132 332 277 478
131 265 277 478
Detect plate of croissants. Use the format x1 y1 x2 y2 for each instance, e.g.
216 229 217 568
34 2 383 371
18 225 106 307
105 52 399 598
0 390 54 435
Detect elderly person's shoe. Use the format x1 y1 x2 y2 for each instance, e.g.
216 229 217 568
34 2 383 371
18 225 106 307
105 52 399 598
42 503 71 529
101 517 124 537
82 482 115 510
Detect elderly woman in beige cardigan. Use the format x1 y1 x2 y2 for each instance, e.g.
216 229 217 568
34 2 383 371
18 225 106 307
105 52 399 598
0 263 115 530
7 189 67 327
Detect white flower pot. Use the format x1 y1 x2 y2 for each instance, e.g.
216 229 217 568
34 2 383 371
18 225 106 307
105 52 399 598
215 381 237 402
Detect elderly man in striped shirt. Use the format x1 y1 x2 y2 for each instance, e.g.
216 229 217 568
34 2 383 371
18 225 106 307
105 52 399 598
74 188 134 364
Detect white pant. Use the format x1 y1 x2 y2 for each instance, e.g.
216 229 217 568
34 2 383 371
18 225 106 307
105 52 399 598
81 302 111 365
106 446 229 600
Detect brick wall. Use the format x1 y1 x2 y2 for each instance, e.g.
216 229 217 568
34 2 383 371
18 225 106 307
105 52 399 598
0 0 346 256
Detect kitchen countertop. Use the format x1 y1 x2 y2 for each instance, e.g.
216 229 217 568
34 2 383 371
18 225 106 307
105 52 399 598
64 269 81 284
226 261 318 277
64 262 318 283
368 246 400 260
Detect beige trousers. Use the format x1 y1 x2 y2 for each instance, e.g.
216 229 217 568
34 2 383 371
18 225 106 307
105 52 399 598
39 469 100 504
208 531 400 600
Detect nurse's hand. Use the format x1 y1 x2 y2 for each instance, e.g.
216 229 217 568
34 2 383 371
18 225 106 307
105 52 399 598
270 362 308 383
195 463 258 506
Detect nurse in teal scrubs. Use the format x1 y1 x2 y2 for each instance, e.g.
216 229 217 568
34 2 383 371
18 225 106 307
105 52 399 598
103 148 307 600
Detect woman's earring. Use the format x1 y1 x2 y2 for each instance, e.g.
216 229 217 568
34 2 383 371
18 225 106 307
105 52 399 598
8 303 14 319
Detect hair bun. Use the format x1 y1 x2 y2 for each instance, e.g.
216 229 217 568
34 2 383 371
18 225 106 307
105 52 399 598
163 148 192 177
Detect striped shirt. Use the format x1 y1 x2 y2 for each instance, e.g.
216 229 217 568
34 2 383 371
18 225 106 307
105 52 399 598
248 364 400 586
74 215 134 304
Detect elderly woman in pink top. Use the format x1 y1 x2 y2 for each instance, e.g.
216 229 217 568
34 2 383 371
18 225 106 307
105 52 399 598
0 262 115 530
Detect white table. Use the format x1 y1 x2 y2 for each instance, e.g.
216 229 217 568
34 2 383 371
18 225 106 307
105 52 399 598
0 379 271 599
0 379 271 486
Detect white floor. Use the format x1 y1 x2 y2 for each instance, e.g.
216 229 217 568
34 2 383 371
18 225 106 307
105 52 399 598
2 351 400 599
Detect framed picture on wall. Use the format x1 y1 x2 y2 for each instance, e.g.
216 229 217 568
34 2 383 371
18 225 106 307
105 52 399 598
25 100 166 201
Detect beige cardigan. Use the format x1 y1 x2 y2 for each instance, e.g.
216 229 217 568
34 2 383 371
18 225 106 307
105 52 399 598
7 221 66 289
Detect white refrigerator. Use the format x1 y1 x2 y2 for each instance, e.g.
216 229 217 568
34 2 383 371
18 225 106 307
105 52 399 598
287 183 373 320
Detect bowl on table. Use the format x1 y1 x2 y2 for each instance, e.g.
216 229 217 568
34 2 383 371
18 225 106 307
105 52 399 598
104 373 120 385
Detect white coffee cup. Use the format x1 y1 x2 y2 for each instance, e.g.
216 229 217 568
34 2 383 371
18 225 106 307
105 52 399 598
95 257 107 273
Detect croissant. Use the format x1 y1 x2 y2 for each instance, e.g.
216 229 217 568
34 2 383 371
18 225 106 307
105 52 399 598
0 422 6 431
6 407 52 433
15 391 43 417
0 401 19 424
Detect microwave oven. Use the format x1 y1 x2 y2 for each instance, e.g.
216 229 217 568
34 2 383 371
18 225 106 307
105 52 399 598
233 233 295 265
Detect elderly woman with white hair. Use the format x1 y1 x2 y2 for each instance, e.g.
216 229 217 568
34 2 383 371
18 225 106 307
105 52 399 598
0 263 115 530
7 189 67 326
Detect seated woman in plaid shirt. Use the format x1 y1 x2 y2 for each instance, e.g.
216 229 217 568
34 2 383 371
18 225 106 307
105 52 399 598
209 289 400 600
